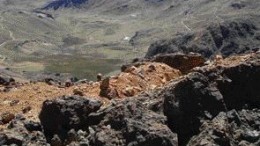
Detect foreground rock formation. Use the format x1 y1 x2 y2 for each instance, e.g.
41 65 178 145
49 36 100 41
0 62 180 122
0 52 259 146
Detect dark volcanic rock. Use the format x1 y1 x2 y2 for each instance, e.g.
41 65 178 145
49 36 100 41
39 95 102 142
87 96 178 146
39 94 177 146
36 53 259 146
0 76 16 86
146 19 260 59
160 53 260 145
188 109 260 146
217 60 260 109
162 72 226 145
195 53 260 109
0 115 47 146
24 121 42 132
0 53 257 146
120 53 260 146
44 78 58 86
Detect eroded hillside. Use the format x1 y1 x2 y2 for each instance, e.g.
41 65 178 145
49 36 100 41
0 0 259 80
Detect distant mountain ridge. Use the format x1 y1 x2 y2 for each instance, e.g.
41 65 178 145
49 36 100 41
43 0 88 10
42 0 170 11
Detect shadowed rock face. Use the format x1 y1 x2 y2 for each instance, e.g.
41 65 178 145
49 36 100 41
39 95 178 146
39 96 102 142
162 53 260 145
87 97 178 146
0 115 47 146
187 110 260 146
163 72 227 145
146 19 260 59
43 0 88 10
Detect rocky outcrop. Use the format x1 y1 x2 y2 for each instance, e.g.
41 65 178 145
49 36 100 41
0 77 15 86
160 53 260 145
0 53 259 146
0 76 23 92
0 115 47 146
146 19 260 59
38 95 178 146
195 53 260 109
39 96 102 143
122 52 206 75
100 62 181 99
37 53 259 146
87 96 178 146
162 72 227 145
151 53 205 73
187 109 260 146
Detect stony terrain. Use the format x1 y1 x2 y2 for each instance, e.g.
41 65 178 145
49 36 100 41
0 0 259 80
0 0 259 146
0 51 259 146
0 61 181 122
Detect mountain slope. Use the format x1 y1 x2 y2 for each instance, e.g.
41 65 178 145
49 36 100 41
0 0 259 80
43 0 88 10
146 17 260 58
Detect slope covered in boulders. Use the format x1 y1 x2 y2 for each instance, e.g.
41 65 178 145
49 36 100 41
0 51 259 146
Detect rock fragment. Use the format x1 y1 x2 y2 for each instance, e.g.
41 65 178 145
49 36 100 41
0 112 15 124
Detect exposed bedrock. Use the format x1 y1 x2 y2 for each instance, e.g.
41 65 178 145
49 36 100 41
146 19 260 59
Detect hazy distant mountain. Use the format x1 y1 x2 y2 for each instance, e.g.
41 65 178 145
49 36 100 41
43 0 88 10
42 0 171 12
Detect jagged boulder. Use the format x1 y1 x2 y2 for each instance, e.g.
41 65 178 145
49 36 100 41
151 53 205 73
87 96 178 146
39 96 102 142
160 53 260 145
0 77 12 86
188 109 260 146
217 61 260 109
195 53 260 109
38 94 177 146
162 72 226 145
0 115 47 146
